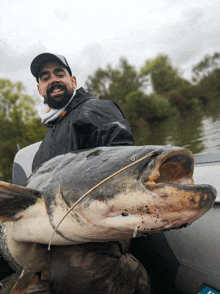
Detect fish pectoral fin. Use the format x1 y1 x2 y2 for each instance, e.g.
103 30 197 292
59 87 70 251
0 181 42 222
11 269 38 294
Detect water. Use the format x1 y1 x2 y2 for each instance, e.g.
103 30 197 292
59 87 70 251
135 104 220 155
200 118 220 154
163 115 220 155
166 114 220 155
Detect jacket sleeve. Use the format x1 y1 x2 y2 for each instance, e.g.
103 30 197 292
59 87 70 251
74 99 134 148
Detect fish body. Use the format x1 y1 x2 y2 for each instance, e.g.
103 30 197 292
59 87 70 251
0 145 217 293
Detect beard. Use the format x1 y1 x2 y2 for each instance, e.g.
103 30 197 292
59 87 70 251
44 84 73 109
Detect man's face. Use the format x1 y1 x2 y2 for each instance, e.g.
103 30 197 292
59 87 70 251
37 61 77 109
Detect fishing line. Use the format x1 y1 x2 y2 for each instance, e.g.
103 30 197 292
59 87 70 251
48 149 161 250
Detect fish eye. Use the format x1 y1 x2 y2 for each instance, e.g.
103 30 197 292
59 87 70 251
130 156 136 162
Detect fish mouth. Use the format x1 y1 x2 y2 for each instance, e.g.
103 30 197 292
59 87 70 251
139 149 217 210
139 149 195 187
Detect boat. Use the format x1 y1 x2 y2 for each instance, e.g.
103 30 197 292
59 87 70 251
164 152 220 293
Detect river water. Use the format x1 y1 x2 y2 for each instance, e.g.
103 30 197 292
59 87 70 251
200 118 220 154
137 102 220 155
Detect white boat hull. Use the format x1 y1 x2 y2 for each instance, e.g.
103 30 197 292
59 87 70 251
165 153 220 292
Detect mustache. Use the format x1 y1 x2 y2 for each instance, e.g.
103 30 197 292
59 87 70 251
47 83 66 95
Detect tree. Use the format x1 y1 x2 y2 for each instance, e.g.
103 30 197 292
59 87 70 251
192 52 220 82
84 55 213 150
86 58 142 104
140 54 187 94
0 79 47 182
124 90 174 123
190 52 220 110
123 90 176 145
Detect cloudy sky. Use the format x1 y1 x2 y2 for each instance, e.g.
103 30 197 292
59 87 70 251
1 0 220 98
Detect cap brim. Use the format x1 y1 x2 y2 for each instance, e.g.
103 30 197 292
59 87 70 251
30 53 71 78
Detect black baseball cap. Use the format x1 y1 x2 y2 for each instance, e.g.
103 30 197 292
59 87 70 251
30 53 72 81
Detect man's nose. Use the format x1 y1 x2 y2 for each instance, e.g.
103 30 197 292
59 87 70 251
48 79 61 91
49 79 61 89
51 79 60 85
50 73 61 83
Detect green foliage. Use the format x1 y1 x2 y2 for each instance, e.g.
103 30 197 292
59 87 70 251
124 90 175 123
123 90 177 145
167 84 202 111
191 52 220 113
139 54 205 112
86 52 220 152
140 54 186 94
192 52 220 82
198 68 220 101
86 58 142 104
0 79 47 182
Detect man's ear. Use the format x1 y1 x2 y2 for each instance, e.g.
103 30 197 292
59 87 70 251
37 84 43 96
71 76 77 89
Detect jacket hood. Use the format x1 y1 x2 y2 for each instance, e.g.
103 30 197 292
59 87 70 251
66 87 97 112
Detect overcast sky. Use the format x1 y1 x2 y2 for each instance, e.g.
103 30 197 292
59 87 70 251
1 0 220 98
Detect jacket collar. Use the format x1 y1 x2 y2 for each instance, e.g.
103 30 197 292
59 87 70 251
47 87 97 126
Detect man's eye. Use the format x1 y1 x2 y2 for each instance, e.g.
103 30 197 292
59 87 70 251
41 75 49 81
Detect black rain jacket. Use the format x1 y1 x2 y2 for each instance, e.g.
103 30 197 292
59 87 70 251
32 87 134 171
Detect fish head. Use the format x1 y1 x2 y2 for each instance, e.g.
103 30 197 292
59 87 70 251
43 146 216 242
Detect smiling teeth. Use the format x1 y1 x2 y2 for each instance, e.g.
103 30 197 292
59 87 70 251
53 88 62 92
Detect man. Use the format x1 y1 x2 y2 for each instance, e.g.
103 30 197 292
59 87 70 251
24 53 150 294
30 53 134 171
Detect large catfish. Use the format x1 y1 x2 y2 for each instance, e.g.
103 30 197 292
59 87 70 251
0 145 217 293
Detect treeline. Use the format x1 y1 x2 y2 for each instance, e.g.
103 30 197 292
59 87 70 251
85 52 220 144
0 80 48 182
1 52 220 182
